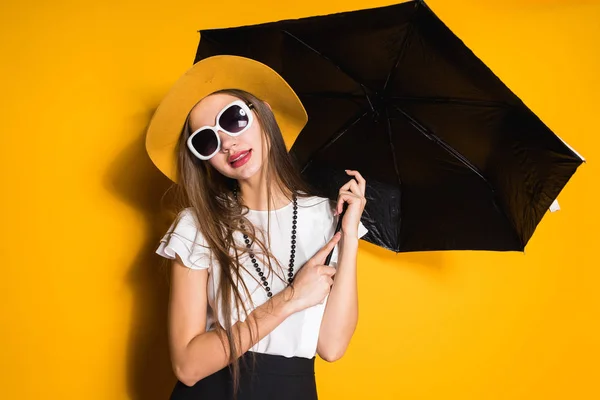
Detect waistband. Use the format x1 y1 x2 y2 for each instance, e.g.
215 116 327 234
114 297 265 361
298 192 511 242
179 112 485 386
239 351 315 376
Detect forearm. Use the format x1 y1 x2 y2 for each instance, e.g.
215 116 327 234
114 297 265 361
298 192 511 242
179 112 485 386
317 234 359 361
174 287 295 386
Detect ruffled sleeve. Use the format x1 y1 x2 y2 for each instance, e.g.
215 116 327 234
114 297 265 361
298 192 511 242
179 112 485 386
155 208 212 270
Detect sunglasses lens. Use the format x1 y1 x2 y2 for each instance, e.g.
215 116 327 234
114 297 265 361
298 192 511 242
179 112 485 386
219 104 250 133
190 129 218 158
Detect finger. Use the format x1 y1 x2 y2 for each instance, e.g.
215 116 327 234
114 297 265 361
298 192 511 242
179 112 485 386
335 192 348 216
345 170 366 195
336 191 361 215
340 179 360 196
310 232 341 264
318 265 337 276
345 169 366 186
338 178 358 193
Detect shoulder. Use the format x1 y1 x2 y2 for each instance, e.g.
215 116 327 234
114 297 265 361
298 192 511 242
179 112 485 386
297 193 369 240
176 206 196 221
295 194 337 230
162 207 206 244
179 207 196 222
170 207 200 230
296 194 334 211
156 207 212 270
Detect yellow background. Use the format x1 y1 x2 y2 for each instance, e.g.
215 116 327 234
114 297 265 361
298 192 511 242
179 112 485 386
1 0 598 398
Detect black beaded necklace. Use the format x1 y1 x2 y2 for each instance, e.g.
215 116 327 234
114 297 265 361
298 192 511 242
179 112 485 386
233 187 298 298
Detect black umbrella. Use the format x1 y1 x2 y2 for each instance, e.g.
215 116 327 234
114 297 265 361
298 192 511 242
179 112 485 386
193 0 584 252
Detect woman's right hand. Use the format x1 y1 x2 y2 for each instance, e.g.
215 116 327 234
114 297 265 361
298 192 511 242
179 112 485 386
283 232 342 313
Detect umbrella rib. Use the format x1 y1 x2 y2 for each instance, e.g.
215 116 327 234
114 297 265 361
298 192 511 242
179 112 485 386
300 91 366 107
300 109 372 174
392 105 488 181
390 96 510 108
301 92 366 99
385 110 404 189
383 23 413 93
282 30 377 94
385 110 404 250
392 104 525 249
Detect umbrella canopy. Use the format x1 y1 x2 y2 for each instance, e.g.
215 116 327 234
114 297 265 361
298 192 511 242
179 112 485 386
193 0 584 252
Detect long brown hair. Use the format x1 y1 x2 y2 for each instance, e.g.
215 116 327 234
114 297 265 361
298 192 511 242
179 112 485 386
163 88 315 396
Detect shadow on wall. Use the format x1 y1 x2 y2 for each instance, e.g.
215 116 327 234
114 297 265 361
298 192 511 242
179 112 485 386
104 112 178 400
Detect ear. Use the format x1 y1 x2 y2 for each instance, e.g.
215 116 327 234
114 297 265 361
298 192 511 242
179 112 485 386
263 101 272 111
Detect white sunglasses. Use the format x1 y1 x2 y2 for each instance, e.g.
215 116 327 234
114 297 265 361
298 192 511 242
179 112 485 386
186 99 255 160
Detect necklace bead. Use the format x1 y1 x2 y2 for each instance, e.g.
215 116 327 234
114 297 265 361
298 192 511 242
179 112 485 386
234 188 298 298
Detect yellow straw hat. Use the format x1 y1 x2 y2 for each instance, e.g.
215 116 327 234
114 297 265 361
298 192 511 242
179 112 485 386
145 55 308 183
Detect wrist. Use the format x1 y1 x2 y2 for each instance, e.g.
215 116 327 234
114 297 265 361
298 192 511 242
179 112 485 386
275 286 301 317
340 231 360 245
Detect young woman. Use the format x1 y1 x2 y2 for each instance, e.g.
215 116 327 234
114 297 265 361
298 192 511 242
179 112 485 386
146 55 368 400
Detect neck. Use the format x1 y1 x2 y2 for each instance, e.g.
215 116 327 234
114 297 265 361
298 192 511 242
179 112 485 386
237 169 292 211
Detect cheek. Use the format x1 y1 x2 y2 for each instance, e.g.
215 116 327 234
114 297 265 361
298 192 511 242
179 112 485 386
205 127 267 178
207 156 229 177
246 126 263 149
243 128 266 162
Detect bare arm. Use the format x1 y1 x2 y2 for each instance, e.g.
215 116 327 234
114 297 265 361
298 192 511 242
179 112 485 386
169 232 342 386
168 255 295 387
317 169 366 362
316 234 359 362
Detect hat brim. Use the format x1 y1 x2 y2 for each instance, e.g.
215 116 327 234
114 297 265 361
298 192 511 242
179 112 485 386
145 55 308 183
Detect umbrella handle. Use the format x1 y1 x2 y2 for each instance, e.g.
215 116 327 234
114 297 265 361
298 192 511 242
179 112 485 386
324 203 348 266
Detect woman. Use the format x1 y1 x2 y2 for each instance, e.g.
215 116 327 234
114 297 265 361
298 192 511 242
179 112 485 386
146 55 368 399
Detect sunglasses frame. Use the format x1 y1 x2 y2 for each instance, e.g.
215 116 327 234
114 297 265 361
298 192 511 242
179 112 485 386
186 99 255 161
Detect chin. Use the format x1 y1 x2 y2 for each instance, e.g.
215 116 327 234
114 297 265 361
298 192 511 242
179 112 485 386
236 162 262 180
218 160 261 181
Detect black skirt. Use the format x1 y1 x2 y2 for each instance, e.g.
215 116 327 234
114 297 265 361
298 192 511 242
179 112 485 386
170 351 318 400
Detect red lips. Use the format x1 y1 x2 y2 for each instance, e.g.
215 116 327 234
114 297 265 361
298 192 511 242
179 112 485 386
228 150 250 163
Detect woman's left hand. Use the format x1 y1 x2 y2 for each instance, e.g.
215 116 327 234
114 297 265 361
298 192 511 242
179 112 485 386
334 170 367 238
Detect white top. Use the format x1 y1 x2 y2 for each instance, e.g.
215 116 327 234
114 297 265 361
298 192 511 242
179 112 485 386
155 195 368 359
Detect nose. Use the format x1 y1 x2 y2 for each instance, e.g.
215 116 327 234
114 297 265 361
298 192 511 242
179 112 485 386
218 130 237 153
